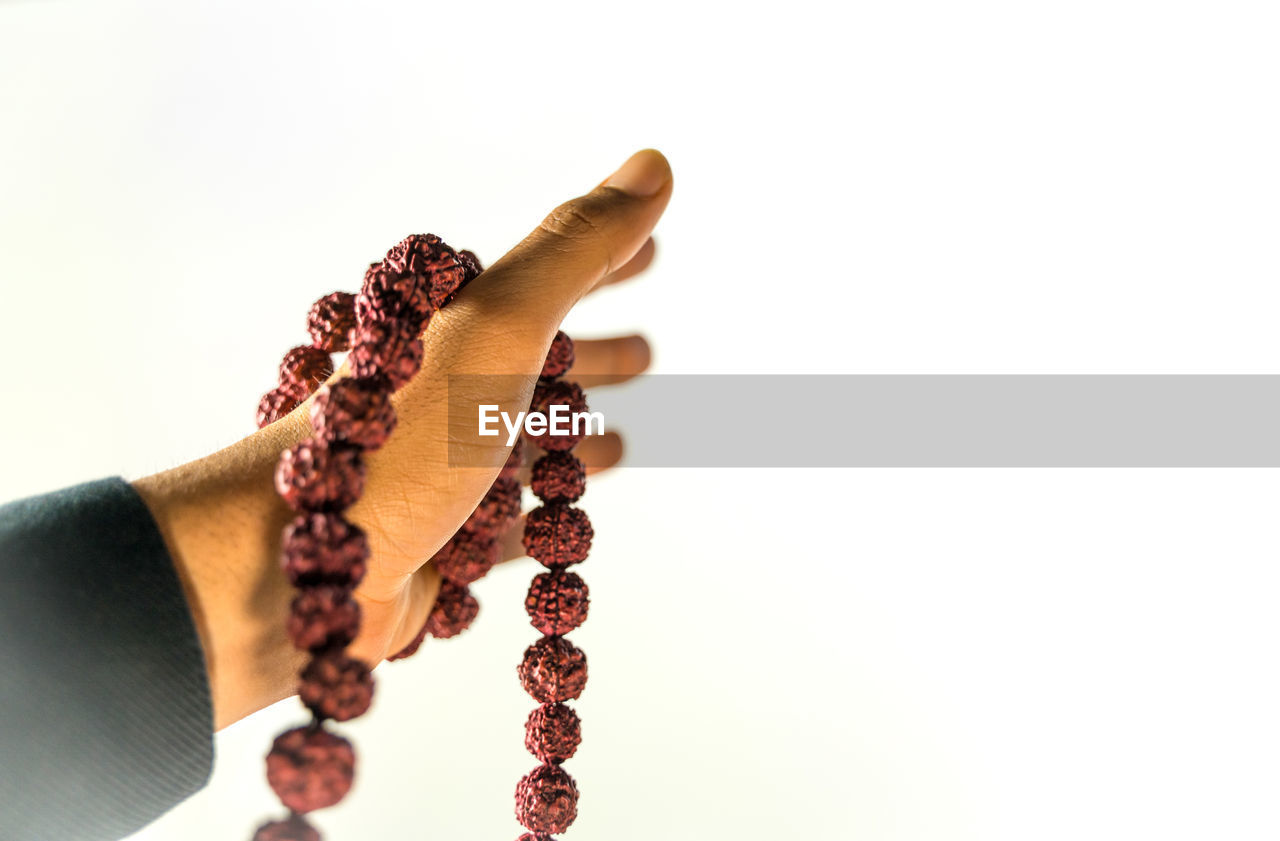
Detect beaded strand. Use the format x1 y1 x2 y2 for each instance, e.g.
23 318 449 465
514 330 593 839
250 235 504 840
248 237 593 841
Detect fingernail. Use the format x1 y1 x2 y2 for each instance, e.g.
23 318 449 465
603 149 669 198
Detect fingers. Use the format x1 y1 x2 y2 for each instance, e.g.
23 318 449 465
573 429 625 472
569 334 651 388
337 153 669 586
590 236 656 293
460 149 673 329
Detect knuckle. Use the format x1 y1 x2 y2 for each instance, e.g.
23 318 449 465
537 198 614 273
540 198 603 241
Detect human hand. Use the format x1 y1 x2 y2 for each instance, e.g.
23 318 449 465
132 149 672 729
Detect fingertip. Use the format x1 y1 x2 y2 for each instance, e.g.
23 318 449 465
630 236 658 272
566 334 652 387
603 149 672 198
622 334 652 373
582 431 624 473
465 149 672 329
592 236 657 292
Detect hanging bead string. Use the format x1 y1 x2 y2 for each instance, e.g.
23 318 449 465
515 330 593 839
248 237 592 841
249 235 516 841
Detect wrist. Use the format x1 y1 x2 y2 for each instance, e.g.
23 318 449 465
132 414 311 729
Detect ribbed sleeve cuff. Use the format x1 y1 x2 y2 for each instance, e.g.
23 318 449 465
0 477 215 840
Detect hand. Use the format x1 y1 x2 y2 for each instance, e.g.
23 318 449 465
132 149 673 729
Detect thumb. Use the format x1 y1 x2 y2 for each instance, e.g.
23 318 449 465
457 148 673 329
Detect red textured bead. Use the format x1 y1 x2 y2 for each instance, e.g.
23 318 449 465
287 586 360 652
461 477 522 538
540 331 575 380
299 652 375 722
386 615 429 662
280 345 333 389
499 436 525 480
306 291 357 353
355 263 431 328
432 529 500 585
382 233 466 310
265 726 355 814
525 570 589 636
516 833 557 841
524 702 582 764
349 318 423 390
518 636 587 703
457 249 484 287
527 380 588 452
522 505 593 568
310 376 397 450
514 764 579 834
282 512 369 588
426 580 480 639
275 440 365 512
252 815 320 841
530 453 586 504
257 379 310 428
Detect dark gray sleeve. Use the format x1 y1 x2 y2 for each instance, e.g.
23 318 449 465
0 477 215 840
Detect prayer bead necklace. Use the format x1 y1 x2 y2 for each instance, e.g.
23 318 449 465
249 235 593 841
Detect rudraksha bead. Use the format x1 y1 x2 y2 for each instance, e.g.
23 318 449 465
457 249 484 287
530 453 586 503
522 505 593 568
527 380 588 452
306 291 357 353
257 379 310 428
525 570 589 636
282 512 369 588
280 345 333 389
352 263 394 324
288 586 360 652
432 529 500 586
265 726 355 814
524 702 582 764
516 832 557 841
299 652 375 722
426 580 480 639
382 233 466 310
310 376 397 450
349 318 424 390
518 636 587 703
355 263 432 328
275 441 365 512
499 436 525 480
461 477 522 537
540 331 575 380
252 815 321 841
514 764 579 834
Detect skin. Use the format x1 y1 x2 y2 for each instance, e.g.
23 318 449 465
131 149 673 730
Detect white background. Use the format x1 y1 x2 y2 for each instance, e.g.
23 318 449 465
2 1 1279 839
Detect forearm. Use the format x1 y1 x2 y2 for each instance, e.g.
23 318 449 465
131 406 429 730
